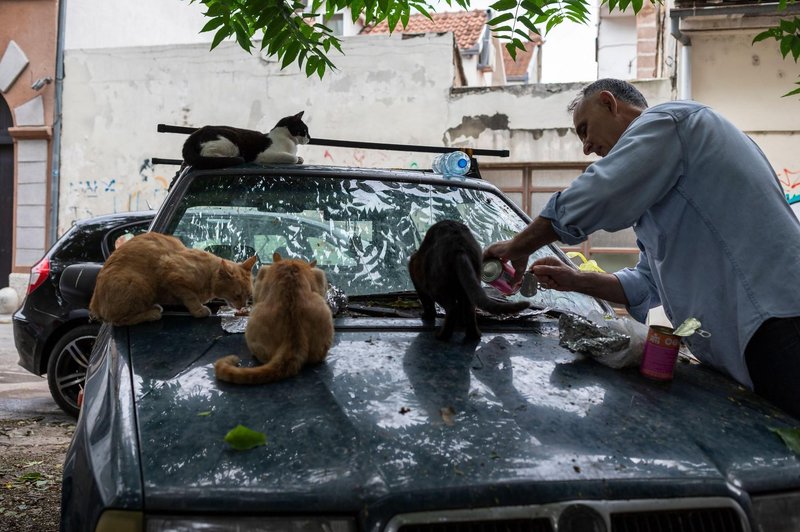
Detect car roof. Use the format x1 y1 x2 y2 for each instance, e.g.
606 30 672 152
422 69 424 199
72 210 156 228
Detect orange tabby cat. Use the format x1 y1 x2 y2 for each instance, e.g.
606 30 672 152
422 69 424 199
214 253 334 384
89 232 257 326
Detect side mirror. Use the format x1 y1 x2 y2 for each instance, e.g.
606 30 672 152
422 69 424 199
59 263 103 309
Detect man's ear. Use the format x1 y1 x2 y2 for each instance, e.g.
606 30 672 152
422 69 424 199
598 90 618 115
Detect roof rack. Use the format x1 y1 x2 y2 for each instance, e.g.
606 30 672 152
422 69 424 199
153 123 510 180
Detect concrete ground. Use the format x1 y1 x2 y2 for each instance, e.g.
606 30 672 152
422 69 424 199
0 313 70 422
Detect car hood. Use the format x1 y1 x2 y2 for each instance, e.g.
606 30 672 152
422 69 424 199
130 315 800 514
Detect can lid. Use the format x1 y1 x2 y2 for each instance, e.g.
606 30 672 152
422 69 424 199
481 259 503 282
520 271 538 297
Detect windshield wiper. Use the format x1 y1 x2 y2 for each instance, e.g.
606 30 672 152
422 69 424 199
339 291 421 318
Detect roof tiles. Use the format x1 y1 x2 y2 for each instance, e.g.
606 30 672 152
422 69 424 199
360 9 489 50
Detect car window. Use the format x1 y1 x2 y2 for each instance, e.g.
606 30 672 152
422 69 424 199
165 173 605 316
105 221 151 257
52 225 106 264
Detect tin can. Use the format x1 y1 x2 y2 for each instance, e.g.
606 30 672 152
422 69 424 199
481 259 518 295
640 325 681 381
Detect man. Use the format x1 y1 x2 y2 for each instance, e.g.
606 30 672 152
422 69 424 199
484 78 800 419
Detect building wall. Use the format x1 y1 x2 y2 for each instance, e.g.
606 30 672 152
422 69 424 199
688 31 800 199
598 12 638 80
64 0 211 49
59 32 673 234
0 0 58 297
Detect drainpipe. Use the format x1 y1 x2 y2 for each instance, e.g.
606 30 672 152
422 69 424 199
50 0 67 246
670 13 692 100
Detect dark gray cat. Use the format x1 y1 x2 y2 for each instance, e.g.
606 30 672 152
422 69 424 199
409 220 530 341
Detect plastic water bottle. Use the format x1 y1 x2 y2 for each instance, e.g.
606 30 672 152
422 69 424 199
431 151 471 178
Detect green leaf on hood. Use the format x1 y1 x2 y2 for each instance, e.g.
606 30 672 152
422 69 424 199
770 427 800 454
224 425 267 451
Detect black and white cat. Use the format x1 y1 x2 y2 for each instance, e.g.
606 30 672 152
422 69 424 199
181 111 310 169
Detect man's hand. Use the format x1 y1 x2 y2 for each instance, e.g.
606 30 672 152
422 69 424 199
483 240 529 285
531 256 580 291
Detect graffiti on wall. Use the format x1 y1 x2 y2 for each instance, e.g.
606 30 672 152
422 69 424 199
779 167 800 205
62 158 171 230
318 148 420 169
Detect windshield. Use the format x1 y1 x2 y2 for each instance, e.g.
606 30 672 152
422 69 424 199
164 172 605 316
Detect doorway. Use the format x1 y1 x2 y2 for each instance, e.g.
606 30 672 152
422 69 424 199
0 97 13 288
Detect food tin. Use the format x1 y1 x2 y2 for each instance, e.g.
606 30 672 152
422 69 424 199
481 259 539 297
640 325 681 380
481 259 517 295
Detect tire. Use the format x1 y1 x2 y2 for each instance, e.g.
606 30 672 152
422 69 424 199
46 323 100 418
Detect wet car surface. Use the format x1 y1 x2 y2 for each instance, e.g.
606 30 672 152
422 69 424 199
61 164 800 532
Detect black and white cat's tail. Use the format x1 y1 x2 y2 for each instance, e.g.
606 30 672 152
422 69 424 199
181 126 246 169
182 142 245 169
454 254 530 315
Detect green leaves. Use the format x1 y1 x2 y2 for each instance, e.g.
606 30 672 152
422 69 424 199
224 424 267 451
751 12 800 97
770 427 800 454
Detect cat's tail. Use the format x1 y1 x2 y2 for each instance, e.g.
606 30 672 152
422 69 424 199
213 349 304 385
455 253 530 315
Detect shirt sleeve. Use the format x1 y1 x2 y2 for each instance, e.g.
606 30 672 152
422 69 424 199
540 111 685 245
613 248 660 323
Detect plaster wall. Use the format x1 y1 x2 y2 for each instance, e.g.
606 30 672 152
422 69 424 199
598 15 637 80
688 31 800 192
64 0 211 49
0 0 58 117
59 32 674 233
58 34 457 232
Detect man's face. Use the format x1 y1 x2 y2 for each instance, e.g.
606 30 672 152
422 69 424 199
572 91 629 157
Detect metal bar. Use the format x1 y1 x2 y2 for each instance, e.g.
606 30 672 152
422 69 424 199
151 158 183 166
156 123 509 157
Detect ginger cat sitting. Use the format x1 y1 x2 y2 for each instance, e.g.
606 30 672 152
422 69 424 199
214 253 334 384
89 232 257 326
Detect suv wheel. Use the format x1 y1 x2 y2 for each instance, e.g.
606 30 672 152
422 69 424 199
47 323 100 418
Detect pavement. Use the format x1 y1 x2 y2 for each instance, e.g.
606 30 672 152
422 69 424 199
0 313 70 422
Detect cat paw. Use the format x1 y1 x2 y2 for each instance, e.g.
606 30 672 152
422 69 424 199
191 306 212 318
296 156 304 164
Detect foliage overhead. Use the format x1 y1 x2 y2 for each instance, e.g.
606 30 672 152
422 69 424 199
752 1 800 97
190 0 799 95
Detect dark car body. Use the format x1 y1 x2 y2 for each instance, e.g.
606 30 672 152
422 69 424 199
12 211 154 416
61 164 800 532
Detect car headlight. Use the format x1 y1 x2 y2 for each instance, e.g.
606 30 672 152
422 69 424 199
751 490 800 532
145 516 356 532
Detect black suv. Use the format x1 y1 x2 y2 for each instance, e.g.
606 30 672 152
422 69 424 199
12 210 154 416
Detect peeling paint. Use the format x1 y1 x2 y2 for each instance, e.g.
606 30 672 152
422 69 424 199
444 113 510 143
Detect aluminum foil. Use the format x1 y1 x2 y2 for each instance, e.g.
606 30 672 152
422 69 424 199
218 285 349 334
326 284 349 316
558 312 630 357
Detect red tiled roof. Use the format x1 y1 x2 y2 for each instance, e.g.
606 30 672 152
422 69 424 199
502 33 542 78
360 9 489 50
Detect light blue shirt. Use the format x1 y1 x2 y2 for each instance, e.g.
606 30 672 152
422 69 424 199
540 100 800 389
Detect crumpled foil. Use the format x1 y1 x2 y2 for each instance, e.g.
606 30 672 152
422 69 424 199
218 284 349 334
325 284 349 316
558 312 630 357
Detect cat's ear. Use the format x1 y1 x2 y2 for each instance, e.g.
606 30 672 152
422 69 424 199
312 268 328 296
273 252 282 263
309 259 317 268
294 111 304 119
218 260 234 279
242 255 258 271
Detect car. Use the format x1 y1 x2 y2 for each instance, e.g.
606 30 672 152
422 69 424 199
12 210 155 417
60 160 800 532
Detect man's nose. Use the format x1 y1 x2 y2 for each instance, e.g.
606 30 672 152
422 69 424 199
583 141 593 156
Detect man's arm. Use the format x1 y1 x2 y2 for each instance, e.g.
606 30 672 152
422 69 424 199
483 216 559 283
531 256 629 306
